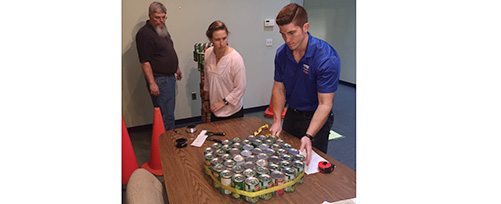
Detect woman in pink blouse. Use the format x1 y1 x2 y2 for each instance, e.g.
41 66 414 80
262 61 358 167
203 20 247 122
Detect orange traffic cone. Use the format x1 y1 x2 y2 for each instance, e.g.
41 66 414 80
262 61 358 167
264 97 287 119
141 107 165 176
122 117 138 184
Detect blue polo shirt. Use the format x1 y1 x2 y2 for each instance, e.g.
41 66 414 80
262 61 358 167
274 32 340 112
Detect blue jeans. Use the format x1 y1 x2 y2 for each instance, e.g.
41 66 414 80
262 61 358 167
150 75 176 130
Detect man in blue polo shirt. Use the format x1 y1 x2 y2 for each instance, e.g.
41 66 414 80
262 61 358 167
270 3 340 166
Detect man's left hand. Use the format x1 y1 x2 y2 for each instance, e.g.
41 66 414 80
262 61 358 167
176 68 182 80
300 136 313 166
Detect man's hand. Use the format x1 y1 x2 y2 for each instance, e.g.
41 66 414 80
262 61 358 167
149 83 160 96
176 68 182 80
300 136 313 166
210 101 225 112
270 121 282 137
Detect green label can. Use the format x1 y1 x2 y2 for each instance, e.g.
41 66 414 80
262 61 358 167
232 173 245 199
283 167 296 193
244 177 260 203
258 174 273 200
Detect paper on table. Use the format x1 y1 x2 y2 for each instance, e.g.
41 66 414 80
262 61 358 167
304 150 328 175
190 130 208 147
322 198 356 204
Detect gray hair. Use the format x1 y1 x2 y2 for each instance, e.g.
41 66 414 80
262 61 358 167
149 2 167 15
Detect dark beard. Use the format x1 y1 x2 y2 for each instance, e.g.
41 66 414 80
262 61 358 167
155 24 168 37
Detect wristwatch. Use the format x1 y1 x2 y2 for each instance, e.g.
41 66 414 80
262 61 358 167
223 98 229 105
304 133 314 141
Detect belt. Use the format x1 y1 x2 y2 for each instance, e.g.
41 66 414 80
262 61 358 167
290 108 315 114
154 73 175 77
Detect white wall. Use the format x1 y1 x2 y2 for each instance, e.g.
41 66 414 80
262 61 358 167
123 0 290 127
305 0 356 84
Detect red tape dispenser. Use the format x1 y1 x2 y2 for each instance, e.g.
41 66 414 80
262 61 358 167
318 161 335 174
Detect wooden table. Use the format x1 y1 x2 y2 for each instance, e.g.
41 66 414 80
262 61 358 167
159 117 356 203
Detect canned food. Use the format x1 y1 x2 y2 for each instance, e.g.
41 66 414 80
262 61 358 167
215 149 225 157
280 153 292 162
255 165 270 177
271 170 285 196
257 153 268 160
268 163 280 172
204 147 213 155
252 139 263 147
204 153 214 166
264 139 273 146
210 157 222 168
242 139 251 145
212 164 224 189
282 143 292 149
293 160 305 183
229 148 240 156
271 144 281 150
245 155 257 163
256 159 268 168
240 149 252 157
268 155 280 165
246 135 256 142
222 139 231 146
277 148 287 155
269 135 278 142
232 142 242 150
221 153 231 161
232 173 245 199
258 143 269 150
257 135 267 141
264 148 276 156
232 164 244 174
283 167 296 193
211 142 222 150
220 170 233 195
294 153 305 162
224 159 236 170
279 160 291 169
244 177 260 203
258 174 273 200
222 144 231 152
251 148 263 155
287 148 299 156
243 144 254 151
242 168 256 178
233 154 245 166
243 161 255 170
231 137 242 143
276 139 284 146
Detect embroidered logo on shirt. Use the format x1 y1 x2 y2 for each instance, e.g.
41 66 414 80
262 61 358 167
302 64 310 75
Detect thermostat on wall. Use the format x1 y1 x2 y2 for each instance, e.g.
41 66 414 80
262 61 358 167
264 19 275 27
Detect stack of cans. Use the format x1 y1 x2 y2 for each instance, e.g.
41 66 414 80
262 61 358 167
203 135 305 203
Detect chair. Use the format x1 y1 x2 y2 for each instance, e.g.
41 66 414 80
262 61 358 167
126 168 165 204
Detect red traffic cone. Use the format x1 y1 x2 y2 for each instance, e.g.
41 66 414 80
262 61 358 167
122 117 138 185
141 107 165 176
264 98 287 119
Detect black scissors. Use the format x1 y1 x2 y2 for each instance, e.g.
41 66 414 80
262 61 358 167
206 131 226 137
206 131 225 143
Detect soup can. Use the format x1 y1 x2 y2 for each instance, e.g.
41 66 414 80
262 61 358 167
258 174 273 200
232 173 245 199
244 177 260 203
220 169 233 195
